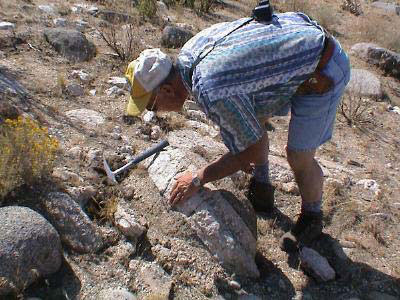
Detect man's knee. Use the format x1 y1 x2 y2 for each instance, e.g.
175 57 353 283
286 147 316 174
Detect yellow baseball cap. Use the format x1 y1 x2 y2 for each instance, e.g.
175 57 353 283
125 49 172 116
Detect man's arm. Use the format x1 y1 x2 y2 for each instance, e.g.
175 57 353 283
169 132 268 206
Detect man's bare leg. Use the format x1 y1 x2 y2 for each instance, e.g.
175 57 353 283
280 147 324 251
286 148 323 211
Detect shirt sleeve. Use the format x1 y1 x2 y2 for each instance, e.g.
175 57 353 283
207 94 263 155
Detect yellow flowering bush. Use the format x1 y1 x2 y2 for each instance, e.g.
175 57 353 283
0 117 59 200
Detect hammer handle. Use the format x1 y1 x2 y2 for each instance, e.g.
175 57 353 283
115 139 169 175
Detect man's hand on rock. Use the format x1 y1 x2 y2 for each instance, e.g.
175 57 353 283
169 171 200 207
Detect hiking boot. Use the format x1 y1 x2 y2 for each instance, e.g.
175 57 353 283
280 211 323 252
247 177 275 213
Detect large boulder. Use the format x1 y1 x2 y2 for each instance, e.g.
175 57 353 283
161 25 193 48
40 192 103 253
345 68 383 99
146 139 259 278
0 206 62 296
350 43 400 79
43 29 96 62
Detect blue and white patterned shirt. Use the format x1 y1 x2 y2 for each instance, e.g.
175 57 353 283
177 12 326 154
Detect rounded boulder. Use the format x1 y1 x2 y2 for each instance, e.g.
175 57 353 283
0 206 62 296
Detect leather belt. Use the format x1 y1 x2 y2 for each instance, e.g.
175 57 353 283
295 34 336 95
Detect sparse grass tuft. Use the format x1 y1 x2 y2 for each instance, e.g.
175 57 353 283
57 72 66 95
100 196 119 223
273 0 311 13
356 13 400 52
144 293 169 300
0 117 59 202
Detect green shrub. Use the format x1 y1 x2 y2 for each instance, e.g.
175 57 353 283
0 117 59 201
138 0 157 19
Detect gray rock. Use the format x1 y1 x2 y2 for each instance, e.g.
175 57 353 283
371 1 400 15
157 1 169 16
108 76 129 89
65 108 105 126
147 147 259 278
356 179 379 192
139 262 173 298
168 129 227 161
345 69 382 99
186 120 219 138
142 111 156 123
53 18 68 27
38 4 55 14
97 288 137 300
0 22 15 30
41 192 103 253
300 247 336 282
75 20 89 31
0 206 62 296
114 205 146 241
43 29 96 62
106 85 124 96
71 4 99 15
71 70 91 82
161 25 194 48
351 43 400 79
66 83 85 97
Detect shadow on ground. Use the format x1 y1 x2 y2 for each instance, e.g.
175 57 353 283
23 257 81 300
289 233 400 299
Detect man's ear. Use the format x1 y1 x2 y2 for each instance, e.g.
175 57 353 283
159 83 175 98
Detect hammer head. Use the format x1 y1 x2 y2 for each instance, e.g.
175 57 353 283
103 158 118 185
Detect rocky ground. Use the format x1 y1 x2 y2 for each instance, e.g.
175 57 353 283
0 0 400 299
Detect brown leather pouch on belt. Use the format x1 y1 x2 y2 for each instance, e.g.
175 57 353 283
295 34 335 96
295 71 333 95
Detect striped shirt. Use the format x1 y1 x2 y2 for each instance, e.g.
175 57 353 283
177 12 326 154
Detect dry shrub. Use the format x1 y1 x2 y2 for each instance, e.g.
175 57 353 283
272 1 339 32
197 0 216 13
309 5 340 33
341 0 363 16
0 117 58 202
98 23 144 62
181 0 216 13
338 91 370 127
356 14 400 52
99 196 119 223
